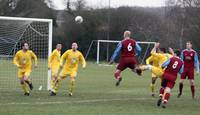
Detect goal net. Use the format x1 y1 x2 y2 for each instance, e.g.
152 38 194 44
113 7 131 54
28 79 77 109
85 40 156 65
0 16 52 91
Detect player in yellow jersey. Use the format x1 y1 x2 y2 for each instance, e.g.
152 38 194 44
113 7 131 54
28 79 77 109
146 51 160 97
52 42 86 96
48 44 62 96
13 43 38 96
141 43 174 96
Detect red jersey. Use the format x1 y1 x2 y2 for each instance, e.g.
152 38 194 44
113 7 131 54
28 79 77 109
121 38 136 58
163 56 183 82
181 49 196 69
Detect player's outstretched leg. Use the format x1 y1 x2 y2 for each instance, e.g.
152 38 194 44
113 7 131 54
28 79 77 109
114 69 122 86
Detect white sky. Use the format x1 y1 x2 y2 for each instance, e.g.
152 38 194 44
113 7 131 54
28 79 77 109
52 0 166 10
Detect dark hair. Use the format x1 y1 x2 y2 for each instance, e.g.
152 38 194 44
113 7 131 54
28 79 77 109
160 48 166 53
21 42 28 47
175 50 181 57
186 41 192 44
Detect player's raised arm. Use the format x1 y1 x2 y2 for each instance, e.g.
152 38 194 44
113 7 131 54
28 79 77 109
13 53 20 68
79 52 86 68
151 42 160 54
31 51 38 67
109 42 122 64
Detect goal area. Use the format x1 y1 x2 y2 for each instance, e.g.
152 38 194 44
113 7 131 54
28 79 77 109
0 16 52 91
85 40 156 65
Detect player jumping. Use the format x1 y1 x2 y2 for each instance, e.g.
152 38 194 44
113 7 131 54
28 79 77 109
177 41 199 99
13 43 38 96
52 42 86 96
48 44 62 96
109 30 142 86
157 51 184 108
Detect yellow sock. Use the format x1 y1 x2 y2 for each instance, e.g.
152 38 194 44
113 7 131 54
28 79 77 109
21 83 29 93
69 80 75 93
150 83 155 94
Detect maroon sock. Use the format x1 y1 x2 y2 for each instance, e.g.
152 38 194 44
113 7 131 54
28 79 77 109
191 85 195 98
159 87 164 97
179 83 183 94
114 72 121 80
163 93 170 104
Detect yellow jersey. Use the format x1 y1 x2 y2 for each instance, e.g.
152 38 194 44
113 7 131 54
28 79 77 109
60 49 86 71
146 55 160 67
48 49 61 69
13 50 38 69
151 52 172 67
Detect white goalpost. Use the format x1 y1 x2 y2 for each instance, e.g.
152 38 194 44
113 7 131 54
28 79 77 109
0 16 52 91
85 40 156 65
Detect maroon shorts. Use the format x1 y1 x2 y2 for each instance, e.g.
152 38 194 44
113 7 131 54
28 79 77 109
181 68 194 80
161 79 175 89
117 57 139 71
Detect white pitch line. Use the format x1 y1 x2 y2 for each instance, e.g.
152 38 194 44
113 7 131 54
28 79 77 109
0 98 153 106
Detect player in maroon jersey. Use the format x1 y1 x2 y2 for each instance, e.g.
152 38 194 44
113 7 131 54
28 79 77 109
178 41 199 99
109 30 142 86
157 51 184 108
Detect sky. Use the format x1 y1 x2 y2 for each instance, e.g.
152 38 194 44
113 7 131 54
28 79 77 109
52 0 166 10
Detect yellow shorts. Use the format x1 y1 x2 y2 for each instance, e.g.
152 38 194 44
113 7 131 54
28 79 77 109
18 69 31 78
59 69 77 79
51 66 60 77
151 66 164 78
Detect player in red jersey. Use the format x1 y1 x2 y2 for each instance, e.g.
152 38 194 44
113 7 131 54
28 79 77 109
109 30 142 86
178 41 199 99
157 51 184 108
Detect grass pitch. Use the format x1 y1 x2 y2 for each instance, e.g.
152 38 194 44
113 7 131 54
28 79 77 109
0 62 200 115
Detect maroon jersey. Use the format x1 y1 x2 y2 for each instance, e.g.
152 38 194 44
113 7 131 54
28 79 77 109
121 38 136 58
181 49 196 69
163 56 183 82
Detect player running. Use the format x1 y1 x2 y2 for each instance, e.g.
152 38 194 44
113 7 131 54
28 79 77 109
109 30 142 86
13 43 38 96
177 41 199 99
52 42 86 96
157 51 184 108
48 44 62 96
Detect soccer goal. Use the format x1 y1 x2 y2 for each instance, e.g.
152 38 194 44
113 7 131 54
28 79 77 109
0 16 52 91
85 40 156 65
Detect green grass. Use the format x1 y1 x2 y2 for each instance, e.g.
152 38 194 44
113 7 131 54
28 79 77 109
0 62 200 115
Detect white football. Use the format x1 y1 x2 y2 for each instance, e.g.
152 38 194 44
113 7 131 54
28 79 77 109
75 16 83 23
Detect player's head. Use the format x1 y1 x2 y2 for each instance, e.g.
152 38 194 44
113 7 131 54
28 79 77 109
72 42 78 51
158 48 166 54
56 44 62 51
123 30 131 38
186 41 192 49
22 42 29 51
174 49 181 57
